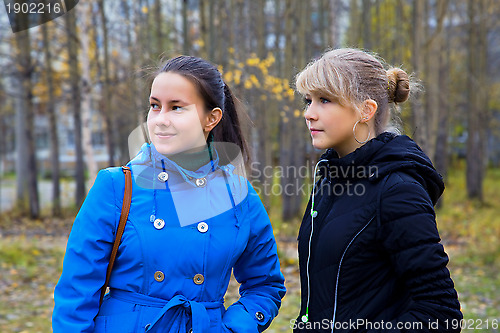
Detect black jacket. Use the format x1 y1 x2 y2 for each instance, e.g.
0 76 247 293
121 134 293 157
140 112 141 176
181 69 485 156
295 132 462 332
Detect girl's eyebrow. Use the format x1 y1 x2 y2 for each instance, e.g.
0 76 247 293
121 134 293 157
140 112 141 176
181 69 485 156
149 96 186 104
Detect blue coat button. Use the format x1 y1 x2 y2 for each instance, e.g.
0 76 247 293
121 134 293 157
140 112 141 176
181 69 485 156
193 274 204 285
154 218 165 230
197 222 208 233
154 271 165 282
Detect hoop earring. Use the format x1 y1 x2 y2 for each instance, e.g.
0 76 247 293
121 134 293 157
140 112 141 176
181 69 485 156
353 119 371 144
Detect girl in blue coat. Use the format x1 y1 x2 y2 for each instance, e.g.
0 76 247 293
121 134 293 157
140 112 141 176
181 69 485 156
53 56 286 333
293 49 462 332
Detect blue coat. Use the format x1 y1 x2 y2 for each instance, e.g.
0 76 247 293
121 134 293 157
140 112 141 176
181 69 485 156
53 143 286 333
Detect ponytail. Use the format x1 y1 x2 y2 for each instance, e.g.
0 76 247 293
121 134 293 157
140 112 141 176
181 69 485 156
212 83 251 165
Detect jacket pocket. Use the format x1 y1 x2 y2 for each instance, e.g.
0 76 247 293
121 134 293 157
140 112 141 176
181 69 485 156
94 312 140 333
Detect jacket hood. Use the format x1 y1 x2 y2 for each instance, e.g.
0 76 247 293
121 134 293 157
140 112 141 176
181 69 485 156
318 132 444 205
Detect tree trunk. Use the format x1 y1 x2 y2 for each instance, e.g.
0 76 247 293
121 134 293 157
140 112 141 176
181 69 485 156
329 0 341 48
98 0 116 167
393 0 404 64
466 0 487 200
280 0 296 221
199 0 208 58
122 0 146 149
237 0 245 56
253 0 271 208
274 0 282 76
80 0 98 187
0 81 5 212
14 41 29 213
226 0 235 65
291 0 310 218
374 0 381 50
65 7 86 207
154 0 163 55
41 15 61 216
410 0 428 153
208 0 215 61
13 15 39 217
183 0 190 54
362 0 372 50
424 1 445 163
433 17 450 209
348 0 361 46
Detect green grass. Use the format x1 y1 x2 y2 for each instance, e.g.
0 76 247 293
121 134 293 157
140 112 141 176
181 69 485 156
0 237 65 332
436 167 500 331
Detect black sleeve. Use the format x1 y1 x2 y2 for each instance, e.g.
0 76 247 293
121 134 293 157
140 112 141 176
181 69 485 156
375 176 462 333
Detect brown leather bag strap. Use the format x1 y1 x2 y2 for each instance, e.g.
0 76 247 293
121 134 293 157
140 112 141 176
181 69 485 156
99 166 132 305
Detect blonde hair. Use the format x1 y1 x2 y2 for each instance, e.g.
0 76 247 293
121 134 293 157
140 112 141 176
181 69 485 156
295 48 411 135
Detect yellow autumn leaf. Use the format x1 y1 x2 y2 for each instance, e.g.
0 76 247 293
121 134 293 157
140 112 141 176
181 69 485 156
246 58 259 66
249 74 260 88
224 71 233 83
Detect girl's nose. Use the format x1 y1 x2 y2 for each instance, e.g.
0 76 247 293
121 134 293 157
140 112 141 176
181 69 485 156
156 108 171 126
304 104 317 121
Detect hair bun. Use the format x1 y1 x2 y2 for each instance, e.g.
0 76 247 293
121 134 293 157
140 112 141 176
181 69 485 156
387 68 410 103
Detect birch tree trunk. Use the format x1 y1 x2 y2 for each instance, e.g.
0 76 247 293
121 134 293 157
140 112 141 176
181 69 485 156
410 0 428 153
348 0 361 46
80 0 98 187
14 37 28 213
41 15 61 216
97 0 116 167
208 0 215 61
280 0 295 221
65 7 86 207
254 0 271 207
154 0 163 55
13 16 39 217
466 0 488 200
362 0 372 49
183 0 190 54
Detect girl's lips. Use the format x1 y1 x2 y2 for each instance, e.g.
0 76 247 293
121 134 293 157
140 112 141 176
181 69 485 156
156 133 175 139
310 129 323 135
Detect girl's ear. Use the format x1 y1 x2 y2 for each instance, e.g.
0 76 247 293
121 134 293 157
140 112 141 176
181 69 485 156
204 107 223 133
362 99 378 121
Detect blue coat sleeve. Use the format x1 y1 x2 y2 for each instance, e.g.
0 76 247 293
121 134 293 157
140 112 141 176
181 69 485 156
52 169 119 333
375 175 462 333
222 185 286 332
